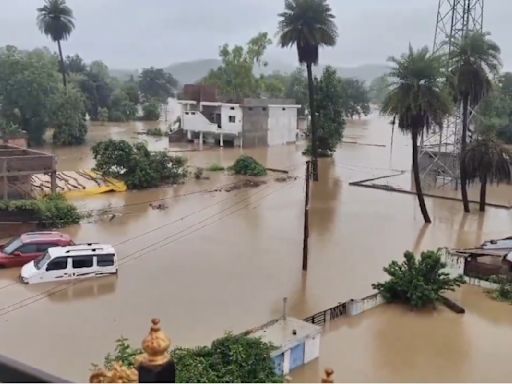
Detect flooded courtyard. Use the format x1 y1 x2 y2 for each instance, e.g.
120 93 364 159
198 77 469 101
1 112 512 381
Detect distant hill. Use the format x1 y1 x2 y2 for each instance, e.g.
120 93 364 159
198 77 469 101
111 60 389 86
165 59 221 85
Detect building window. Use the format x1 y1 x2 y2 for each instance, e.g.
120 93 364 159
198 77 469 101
262 107 267 111
229 116 236 123
248 107 253 111
191 112 196 115
230 106 235 110
282 107 286 111
185 112 190 115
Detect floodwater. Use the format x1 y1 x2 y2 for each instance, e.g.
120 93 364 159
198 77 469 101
292 285 512 383
0 111 512 381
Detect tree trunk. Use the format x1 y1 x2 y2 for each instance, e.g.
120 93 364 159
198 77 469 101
412 129 431 224
479 175 487 212
306 62 319 181
460 96 470 212
57 40 67 90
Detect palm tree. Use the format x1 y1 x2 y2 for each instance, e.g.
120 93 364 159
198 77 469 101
463 134 511 212
278 0 337 181
382 46 452 224
450 31 502 213
37 0 75 89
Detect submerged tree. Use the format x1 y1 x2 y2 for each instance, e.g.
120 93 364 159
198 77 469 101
372 249 464 309
37 0 75 89
450 31 502 213
278 0 338 181
463 132 511 212
50 86 87 145
382 46 451 224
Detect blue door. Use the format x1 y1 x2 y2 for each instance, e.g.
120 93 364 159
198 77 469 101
272 354 284 375
290 343 305 370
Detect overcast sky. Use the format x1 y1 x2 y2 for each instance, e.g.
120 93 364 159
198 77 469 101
1 0 510 70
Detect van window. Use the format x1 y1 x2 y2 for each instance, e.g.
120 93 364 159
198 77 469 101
46 257 68 271
97 254 115 267
72 256 93 269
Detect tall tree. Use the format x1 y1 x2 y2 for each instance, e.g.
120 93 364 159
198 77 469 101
450 31 502 213
278 0 338 181
36 0 75 89
382 46 451 224
202 32 272 102
138 67 177 104
463 132 511 212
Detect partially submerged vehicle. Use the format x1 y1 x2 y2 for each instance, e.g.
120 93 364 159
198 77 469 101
20 244 117 284
0 232 73 268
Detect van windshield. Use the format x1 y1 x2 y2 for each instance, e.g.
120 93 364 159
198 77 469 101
34 252 51 270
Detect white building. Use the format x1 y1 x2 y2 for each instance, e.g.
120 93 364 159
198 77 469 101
177 98 300 148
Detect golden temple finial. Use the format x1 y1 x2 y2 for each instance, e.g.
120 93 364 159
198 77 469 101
140 318 171 366
89 363 138 383
321 368 334 383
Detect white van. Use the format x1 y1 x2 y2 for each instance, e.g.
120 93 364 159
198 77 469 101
20 244 118 284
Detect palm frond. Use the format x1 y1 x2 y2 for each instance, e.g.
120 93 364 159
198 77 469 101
36 0 75 42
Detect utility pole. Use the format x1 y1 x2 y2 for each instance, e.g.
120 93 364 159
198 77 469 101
303 160 311 271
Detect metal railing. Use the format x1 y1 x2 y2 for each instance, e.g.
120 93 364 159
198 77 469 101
0 352 70 383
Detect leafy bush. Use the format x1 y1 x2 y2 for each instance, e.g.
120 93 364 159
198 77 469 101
92 139 187 189
95 333 282 383
232 155 267 176
487 275 512 303
145 127 164 137
0 194 81 228
98 107 109 123
108 90 138 122
141 102 161 121
194 167 204 180
372 249 465 308
207 163 225 172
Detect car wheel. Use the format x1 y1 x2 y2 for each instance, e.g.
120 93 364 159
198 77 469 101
0 264 5 269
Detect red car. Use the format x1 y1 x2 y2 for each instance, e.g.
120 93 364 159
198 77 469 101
0 232 74 268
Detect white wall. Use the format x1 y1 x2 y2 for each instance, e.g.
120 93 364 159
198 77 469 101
182 111 218 133
221 105 243 134
268 106 298 146
304 334 321 364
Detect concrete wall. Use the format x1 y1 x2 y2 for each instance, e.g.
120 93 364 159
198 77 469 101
268 106 298 146
220 105 243 134
182 111 218 133
242 106 269 147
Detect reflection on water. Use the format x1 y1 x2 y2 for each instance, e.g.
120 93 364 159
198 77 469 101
0 113 511 381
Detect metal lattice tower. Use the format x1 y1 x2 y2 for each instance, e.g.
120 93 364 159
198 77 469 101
419 0 484 186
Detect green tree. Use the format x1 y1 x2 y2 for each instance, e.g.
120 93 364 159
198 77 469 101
108 90 137 122
138 67 177 103
450 31 502 213
463 131 511 212
0 46 60 144
369 74 391 105
122 81 140 105
372 249 465 309
141 101 161 121
65 53 86 74
96 333 281 383
314 66 346 155
36 0 75 89
278 0 338 181
202 33 272 102
382 46 452 224
77 62 113 120
50 86 88 145
92 139 187 189
340 78 370 118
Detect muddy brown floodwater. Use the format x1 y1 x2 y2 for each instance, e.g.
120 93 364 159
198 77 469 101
0 111 512 381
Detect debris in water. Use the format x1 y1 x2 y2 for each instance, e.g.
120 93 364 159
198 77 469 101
275 175 298 183
150 202 168 210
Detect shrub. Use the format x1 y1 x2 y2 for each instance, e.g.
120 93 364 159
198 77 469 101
0 194 81 228
94 333 282 383
194 167 204 180
141 102 161 121
487 276 512 303
232 155 267 176
92 139 187 189
372 249 465 309
145 127 164 137
50 87 88 146
207 163 225 172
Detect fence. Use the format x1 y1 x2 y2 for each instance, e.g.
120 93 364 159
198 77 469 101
303 293 383 327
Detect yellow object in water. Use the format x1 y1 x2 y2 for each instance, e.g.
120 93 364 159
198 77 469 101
62 170 127 198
